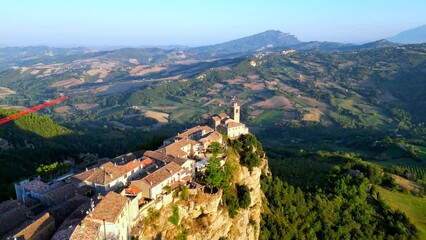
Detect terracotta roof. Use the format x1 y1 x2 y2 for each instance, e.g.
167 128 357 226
158 139 198 158
141 158 154 167
51 199 92 240
144 150 175 163
0 200 19 214
140 162 182 187
226 121 246 128
199 131 222 143
91 191 128 223
171 157 191 166
53 226 78 240
127 184 141 195
120 159 143 172
112 150 144 164
0 205 31 236
156 148 187 158
21 180 50 194
218 113 229 119
175 125 214 140
72 162 127 186
69 219 101 240
24 197 41 209
212 116 221 122
144 151 188 166
76 185 94 196
48 196 91 227
48 183 78 204
13 212 55 240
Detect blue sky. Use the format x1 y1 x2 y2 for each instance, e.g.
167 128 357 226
1 0 426 47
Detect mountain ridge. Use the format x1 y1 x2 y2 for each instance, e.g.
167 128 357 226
388 24 426 44
192 30 301 53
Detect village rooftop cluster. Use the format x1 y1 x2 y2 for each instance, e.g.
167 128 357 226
0 103 248 240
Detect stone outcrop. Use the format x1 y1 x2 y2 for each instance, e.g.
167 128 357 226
133 158 267 240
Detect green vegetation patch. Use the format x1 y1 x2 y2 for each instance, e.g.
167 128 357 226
377 186 426 239
252 110 283 126
0 109 72 138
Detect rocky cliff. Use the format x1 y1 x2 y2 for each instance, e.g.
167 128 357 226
132 156 268 240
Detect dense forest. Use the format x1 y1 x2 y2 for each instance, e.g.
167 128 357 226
260 151 420 239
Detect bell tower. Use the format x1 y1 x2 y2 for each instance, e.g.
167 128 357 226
230 102 240 122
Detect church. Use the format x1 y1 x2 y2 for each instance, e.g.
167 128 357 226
211 102 249 139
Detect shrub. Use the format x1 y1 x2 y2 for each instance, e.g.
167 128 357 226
163 185 172 194
168 205 180 225
176 227 189 240
146 208 160 225
180 185 189 200
237 184 251 209
223 190 239 218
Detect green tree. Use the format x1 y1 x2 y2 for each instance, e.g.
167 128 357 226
237 184 251 209
207 142 222 156
205 156 224 192
36 162 68 180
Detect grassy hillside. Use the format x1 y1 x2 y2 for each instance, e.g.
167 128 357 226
0 109 72 138
0 111 74 200
377 186 426 239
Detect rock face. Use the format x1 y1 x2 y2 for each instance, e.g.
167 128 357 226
134 158 267 240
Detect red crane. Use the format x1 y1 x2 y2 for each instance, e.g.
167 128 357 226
0 96 68 125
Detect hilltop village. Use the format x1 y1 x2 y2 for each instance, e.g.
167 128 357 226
0 103 250 240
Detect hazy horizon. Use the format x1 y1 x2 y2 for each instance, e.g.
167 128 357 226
1 0 426 47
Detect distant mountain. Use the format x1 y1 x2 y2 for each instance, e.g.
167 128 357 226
292 41 354 51
289 39 398 51
388 25 426 44
195 30 301 54
344 39 399 50
0 46 95 70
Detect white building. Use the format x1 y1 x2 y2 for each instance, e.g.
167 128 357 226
131 162 182 200
212 102 249 139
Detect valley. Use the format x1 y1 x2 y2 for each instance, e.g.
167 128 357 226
0 30 426 239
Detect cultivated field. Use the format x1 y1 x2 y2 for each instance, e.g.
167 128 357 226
50 78 85 88
130 65 167 76
55 106 72 114
254 96 293 109
0 87 16 98
302 108 323 122
142 110 169 123
75 103 99 110
86 68 109 78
